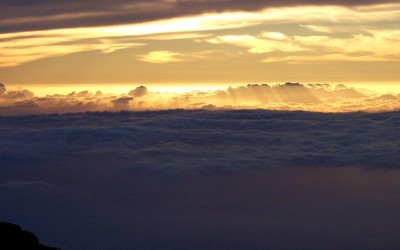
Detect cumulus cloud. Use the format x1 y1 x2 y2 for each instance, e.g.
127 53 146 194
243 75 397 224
111 96 134 106
0 84 34 101
0 83 5 95
128 86 149 97
1 82 400 115
1 89 35 100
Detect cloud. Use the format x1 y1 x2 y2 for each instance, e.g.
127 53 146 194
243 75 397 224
203 28 400 63
290 30 400 62
1 109 400 175
0 1 400 67
2 90 34 100
137 50 209 63
0 35 144 67
205 34 302 54
1 82 400 115
0 84 34 100
1 181 53 190
138 51 184 63
0 83 5 95
0 0 398 33
128 86 149 97
0 11 253 66
1 108 400 249
1 3 399 66
111 96 134 106
300 25 335 33
260 32 288 40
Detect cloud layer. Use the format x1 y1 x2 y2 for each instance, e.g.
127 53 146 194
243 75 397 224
1 0 398 33
1 109 400 249
1 109 400 174
1 3 399 68
1 82 400 115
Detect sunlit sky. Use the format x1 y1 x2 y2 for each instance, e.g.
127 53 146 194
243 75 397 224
0 0 400 113
1 1 399 85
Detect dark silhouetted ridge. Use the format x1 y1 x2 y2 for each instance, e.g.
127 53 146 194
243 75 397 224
0 222 59 250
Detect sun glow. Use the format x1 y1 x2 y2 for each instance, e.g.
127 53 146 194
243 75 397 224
13 83 233 97
1 81 400 117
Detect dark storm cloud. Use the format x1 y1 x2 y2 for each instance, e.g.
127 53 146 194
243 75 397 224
0 0 397 33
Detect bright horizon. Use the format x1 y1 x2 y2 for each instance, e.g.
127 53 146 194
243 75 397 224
5 80 400 96
2 80 400 115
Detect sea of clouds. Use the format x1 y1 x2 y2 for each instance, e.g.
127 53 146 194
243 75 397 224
1 109 400 174
1 107 400 249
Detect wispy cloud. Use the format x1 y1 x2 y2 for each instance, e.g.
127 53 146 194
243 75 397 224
203 28 400 63
0 37 144 67
1 3 399 67
138 50 211 63
0 11 256 67
2 0 398 33
138 51 185 63
205 34 303 54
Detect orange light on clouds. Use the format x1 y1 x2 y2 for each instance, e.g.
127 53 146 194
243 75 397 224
2 82 400 116
0 3 399 88
1 3 399 67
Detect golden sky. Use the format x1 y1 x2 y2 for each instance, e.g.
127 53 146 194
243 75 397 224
0 1 399 87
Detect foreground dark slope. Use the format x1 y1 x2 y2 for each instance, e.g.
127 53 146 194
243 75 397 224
1 110 400 249
0 222 59 250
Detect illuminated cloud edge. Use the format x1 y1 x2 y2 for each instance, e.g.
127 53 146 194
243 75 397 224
1 82 400 115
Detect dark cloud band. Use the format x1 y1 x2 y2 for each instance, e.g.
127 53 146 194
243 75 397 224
1 109 400 174
0 0 397 33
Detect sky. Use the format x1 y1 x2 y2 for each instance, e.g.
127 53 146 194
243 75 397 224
0 0 399 88
0 0 400 114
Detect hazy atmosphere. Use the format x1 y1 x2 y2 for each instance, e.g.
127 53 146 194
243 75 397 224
1 1 399 249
